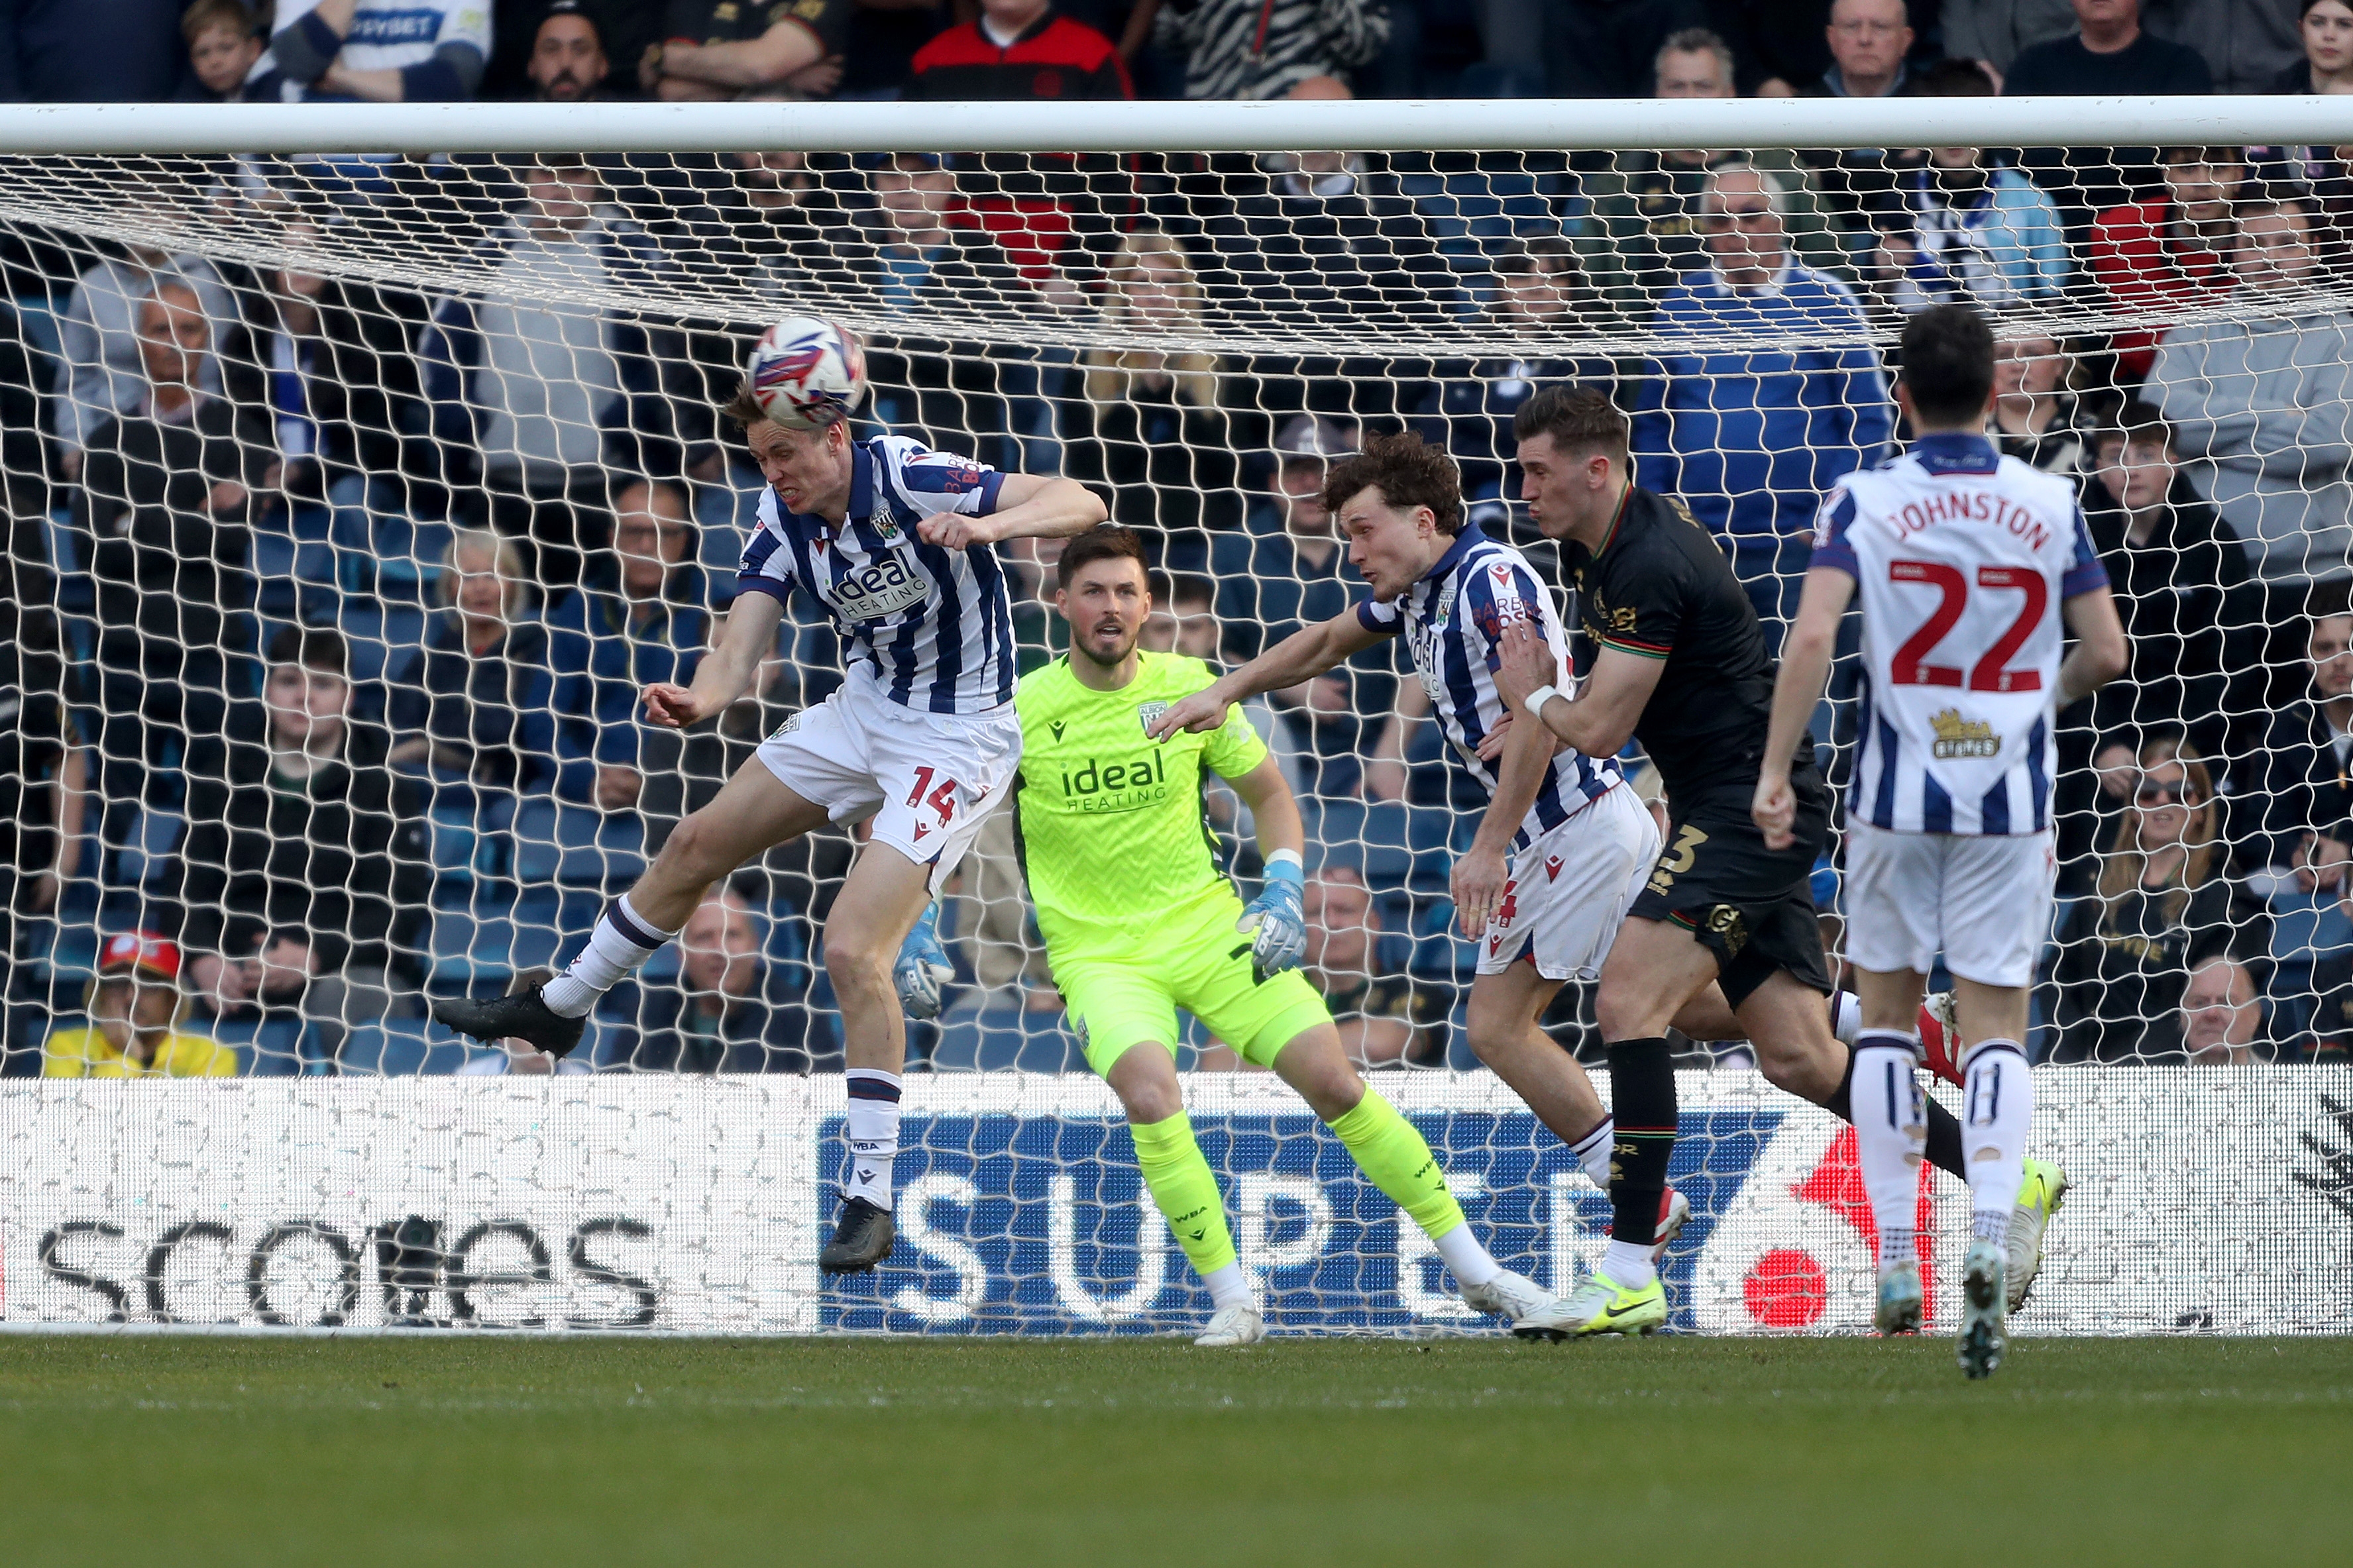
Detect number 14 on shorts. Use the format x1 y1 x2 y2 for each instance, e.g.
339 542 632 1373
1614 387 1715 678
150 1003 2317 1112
906 765 961 843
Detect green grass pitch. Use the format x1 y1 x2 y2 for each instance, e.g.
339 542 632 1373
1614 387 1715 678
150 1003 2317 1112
3 1335 2345 1566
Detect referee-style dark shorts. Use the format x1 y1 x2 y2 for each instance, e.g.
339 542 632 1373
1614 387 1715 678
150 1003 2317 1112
1627 759 1835 1008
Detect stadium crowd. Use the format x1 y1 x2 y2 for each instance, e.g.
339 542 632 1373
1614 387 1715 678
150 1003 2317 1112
5 0 2353 1074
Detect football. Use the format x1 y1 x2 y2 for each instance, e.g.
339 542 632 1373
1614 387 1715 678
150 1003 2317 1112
744 315 867 429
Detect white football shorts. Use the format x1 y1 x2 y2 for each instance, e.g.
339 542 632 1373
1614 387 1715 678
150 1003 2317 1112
1478 782 1660 982
1842 821 2055 988
753 667 1020 894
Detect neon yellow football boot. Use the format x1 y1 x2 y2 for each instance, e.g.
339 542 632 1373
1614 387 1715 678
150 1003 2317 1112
1513 1271 1669 1340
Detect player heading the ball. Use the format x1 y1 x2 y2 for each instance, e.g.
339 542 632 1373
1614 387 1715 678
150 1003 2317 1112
991 525 1570 1343
1753 305 2126 1377
433 317 1108 1273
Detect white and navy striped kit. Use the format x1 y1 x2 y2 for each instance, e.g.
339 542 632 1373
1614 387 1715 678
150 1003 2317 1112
736 434 1017 714
1814 433 2110 835
1356 525 1623 851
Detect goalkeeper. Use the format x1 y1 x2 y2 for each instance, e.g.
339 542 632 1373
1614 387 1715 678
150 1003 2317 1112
916 526 1561 1345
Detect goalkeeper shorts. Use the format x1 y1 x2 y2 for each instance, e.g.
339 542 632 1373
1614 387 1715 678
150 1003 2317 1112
1052 895 1331 1077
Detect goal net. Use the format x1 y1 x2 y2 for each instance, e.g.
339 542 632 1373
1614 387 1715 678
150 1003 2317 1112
1 99 2349 1336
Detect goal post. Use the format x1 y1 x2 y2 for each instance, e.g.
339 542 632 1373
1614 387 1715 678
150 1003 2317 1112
1 97 2350 1335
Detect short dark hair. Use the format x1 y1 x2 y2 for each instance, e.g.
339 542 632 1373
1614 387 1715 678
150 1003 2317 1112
2095 399 2174 452
1056 525 1148 592
267 624 349 678
1912 57 1995 97
1511 384 1629 463
1321 432 1464 537
182 0 257 42
1898 304 1997 428
1167 570 1216 609
1492 236 1582 278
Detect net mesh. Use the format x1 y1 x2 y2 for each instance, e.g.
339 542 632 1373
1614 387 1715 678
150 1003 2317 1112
2 129 2350 1330
9 138 2346 1074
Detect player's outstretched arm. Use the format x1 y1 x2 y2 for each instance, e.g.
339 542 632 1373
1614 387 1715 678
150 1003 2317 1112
916 474 1107 551
1228 755 1310 982
1490 620 1663 762
643 590 787 729
1454 675 1560 938
1752 565 1856 850
2057 585 2130 707
1148 611 1389 739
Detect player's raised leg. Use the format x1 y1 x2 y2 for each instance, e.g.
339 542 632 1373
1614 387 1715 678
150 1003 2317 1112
432 593 828 1055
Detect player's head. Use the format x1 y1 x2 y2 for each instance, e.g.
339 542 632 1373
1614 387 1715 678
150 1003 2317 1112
1895 304 1997 434
727 382 857 518
1323 433 1464 599
1055 525 1152 670
1513 385 1629 541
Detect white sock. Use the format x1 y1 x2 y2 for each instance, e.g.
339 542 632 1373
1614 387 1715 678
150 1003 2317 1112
1434 1224 1502 1288
1569 1116 1614 1190
1963 1041 2034 1243
1853 1033 1926 1271
1202 1261 1252 1310
1832 992 1862 1046
844 1069 903 1210
1599 1240 1656 1290
541 895 678 1018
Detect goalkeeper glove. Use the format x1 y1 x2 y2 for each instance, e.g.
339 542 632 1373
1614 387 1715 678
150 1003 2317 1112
1237 852 1307 985
894 901 955 1020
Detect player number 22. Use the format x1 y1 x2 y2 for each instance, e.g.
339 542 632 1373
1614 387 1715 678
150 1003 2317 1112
1887 560 2044 694
906 766 960 825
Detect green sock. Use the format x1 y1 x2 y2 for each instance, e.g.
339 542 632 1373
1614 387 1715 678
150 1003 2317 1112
1129 1111 1236 1278
1329 1090 1466 1243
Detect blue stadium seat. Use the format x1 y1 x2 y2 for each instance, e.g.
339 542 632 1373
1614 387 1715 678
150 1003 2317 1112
341 1014 474 1075
427 884 519 996
342 602 429 687
930 1003 1081 1071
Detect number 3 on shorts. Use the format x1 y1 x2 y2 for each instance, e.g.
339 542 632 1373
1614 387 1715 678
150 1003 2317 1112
1648 822 1707 894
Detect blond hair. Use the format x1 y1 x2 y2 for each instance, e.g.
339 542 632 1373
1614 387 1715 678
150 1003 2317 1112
1083 229 1221 410
2095 736 2222 930
439 527 528 613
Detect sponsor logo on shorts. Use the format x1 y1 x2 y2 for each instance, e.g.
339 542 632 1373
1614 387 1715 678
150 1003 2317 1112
1545 855 1564 882
1930 708 2001 759
1704 904 1749 957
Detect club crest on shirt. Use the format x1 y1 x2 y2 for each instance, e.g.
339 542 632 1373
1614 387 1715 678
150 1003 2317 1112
1136 700 1170 735
1930 708 2001 759
872 511 904 545
1433 576 1458 629
1588 590 1639 636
